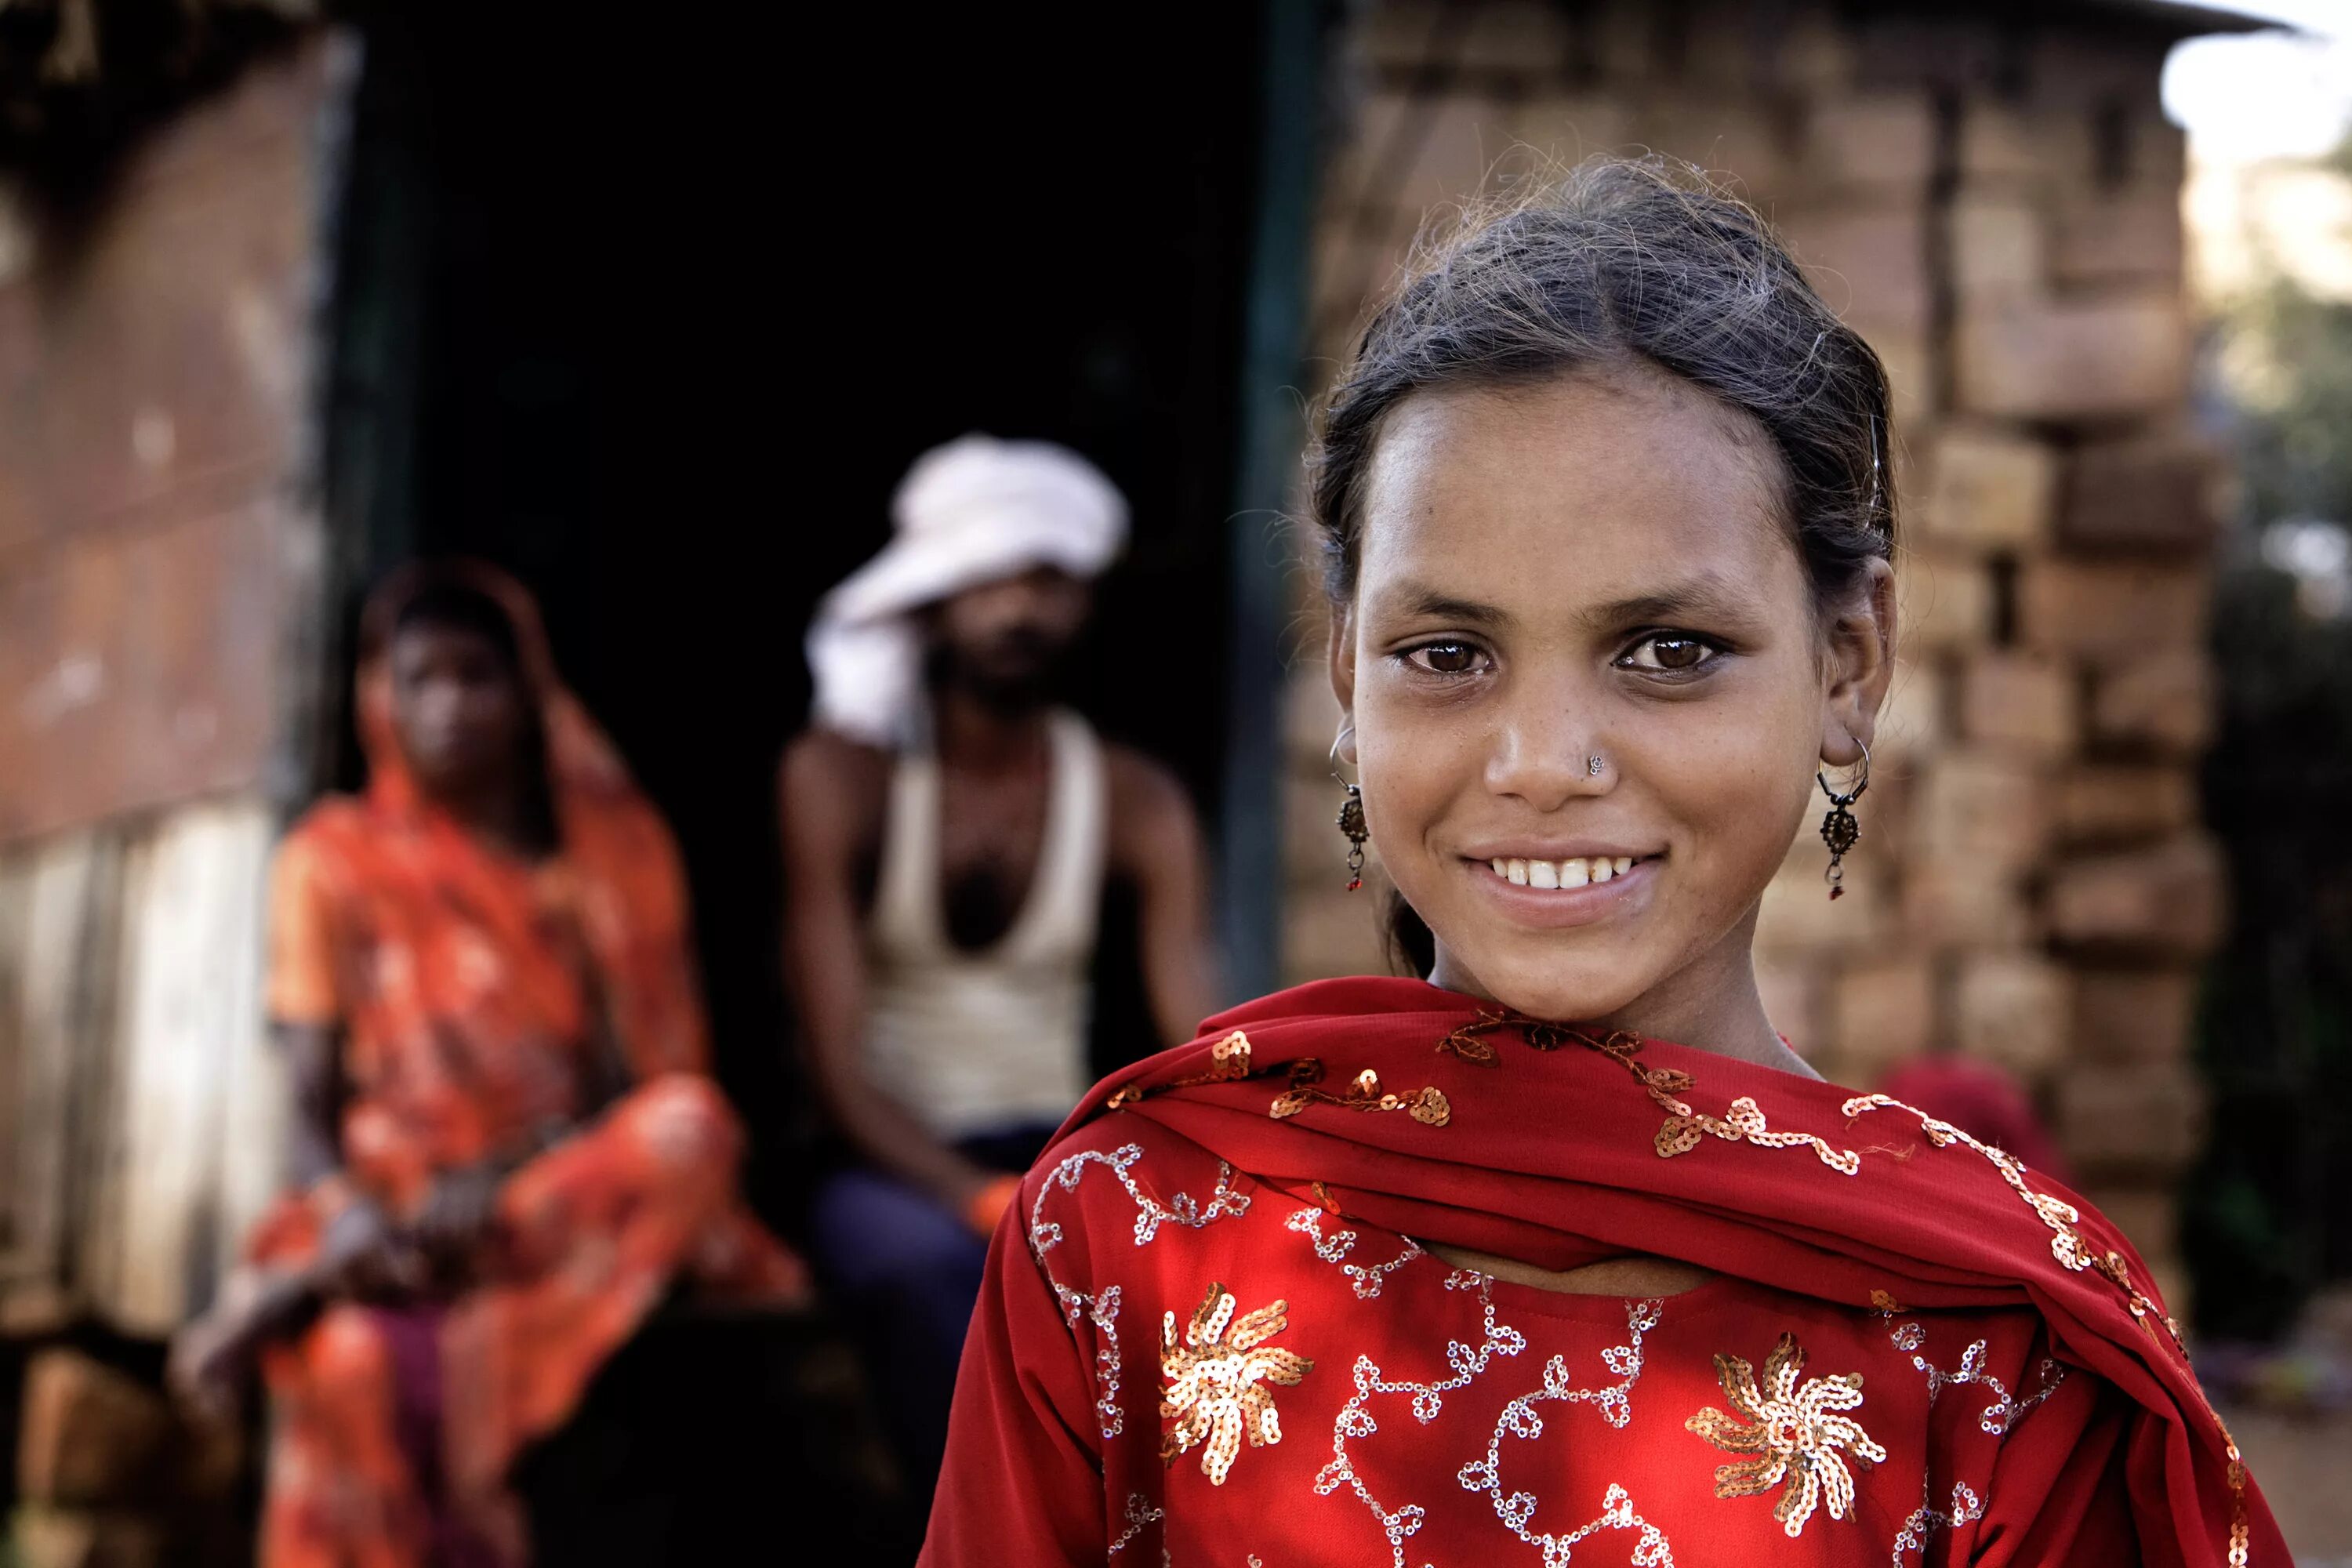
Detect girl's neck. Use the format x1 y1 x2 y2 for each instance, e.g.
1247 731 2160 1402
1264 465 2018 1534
1428 928 1820 1078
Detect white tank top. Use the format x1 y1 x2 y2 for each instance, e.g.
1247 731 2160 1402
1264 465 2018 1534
861 710 1105 1140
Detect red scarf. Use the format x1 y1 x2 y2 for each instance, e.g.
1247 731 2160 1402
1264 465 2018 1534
1062 976 2279 1566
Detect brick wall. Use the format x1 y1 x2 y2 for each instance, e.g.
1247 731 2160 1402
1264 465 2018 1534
1283 0 2219 1313
0 35 347 1340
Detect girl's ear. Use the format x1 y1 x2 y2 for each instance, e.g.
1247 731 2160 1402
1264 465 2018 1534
1328 601 1359 763
1820 557 1897 766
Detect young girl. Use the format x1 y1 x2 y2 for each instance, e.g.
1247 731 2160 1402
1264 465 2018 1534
922 160 2281 1565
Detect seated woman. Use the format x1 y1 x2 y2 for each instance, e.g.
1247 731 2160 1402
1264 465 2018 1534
173 562 808 1568
924 161 2284 1565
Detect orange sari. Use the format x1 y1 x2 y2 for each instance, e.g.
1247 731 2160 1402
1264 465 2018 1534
246 563 807 1567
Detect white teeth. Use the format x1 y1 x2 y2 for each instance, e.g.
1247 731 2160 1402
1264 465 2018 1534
1487 855 1641 887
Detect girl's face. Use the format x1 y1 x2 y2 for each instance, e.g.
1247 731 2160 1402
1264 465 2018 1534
1331 369 1893 1034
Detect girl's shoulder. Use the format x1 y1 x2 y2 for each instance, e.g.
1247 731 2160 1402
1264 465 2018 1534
1018 1113 1256 1275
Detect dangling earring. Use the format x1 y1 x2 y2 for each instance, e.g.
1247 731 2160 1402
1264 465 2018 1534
1817 739 1870 900
1331 730 1368 892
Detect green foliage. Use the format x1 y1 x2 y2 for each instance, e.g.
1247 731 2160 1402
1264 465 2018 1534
2226 278 2352 530
2187 194 2352 1341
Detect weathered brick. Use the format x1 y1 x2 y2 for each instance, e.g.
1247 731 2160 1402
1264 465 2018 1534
2049 835 2225 958
1758 856 1887 955
1917 423 2058 551
1359 0 1449 74
1949 195 2048 299
1645 100 1796 193
2027 31 2167 113
1830 959 1939 1074
17 1350 176 1508
1324 89 1411 239
2056 764 2197 846
1958 100 2057 187
1772 5 1857 94
2089 650 2214 755
1284 881 1388 984
1508 93 1634 167
2073 967 2198 1065
1959 651 2078 758
1909 753 2048 869
1873 328 1940 431
1875 659 1947 765
1456 0 1575 78
1849 13 2005 95
2056 1059 2206 1178
1592 0 1657 81
1283 673 1345 770
2080 1184 2180 1261
2015 560 2206 661
11 1507 169 1568
2050 187 2183 285
1682 1 1774 94
1904 856 2036 947
1895 548 1993 656
1953 292 2189 422
1394 93 1512 215
1779 202 1933 338
1955 953 2073 1080
2059 434 2220 553
1804 93 1938 194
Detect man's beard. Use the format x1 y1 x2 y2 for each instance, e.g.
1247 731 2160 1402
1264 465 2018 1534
933 633 1066 713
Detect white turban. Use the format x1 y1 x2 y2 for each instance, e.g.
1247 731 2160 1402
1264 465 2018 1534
807 434 1129 746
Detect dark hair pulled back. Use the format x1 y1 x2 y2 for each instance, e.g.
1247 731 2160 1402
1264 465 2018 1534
1306 156 1899 975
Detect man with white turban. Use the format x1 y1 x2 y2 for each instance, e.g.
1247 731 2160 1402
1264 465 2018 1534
781 435 1215 1496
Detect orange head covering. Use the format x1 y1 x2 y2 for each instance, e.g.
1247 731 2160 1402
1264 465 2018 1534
349 561 710 1087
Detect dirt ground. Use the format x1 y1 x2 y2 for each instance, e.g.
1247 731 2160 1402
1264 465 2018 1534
2223 1404 2352 1564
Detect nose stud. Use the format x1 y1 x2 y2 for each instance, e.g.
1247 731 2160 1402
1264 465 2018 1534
1587 754 1606 777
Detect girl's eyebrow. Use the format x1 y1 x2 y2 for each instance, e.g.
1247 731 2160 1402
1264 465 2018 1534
1388 586 1512 628
1595 575 1757 627
1377 574 1756 633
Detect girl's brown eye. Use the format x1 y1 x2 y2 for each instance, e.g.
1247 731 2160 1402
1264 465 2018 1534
1652 637 1707 670
1412 641 1481 675
1617 633 1721 673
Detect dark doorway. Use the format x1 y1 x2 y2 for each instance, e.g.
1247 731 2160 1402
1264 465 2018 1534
327 4 1264 1169
321 9 1266 1557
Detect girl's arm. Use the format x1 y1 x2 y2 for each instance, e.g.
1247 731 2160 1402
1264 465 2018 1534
921 1208 1109 1566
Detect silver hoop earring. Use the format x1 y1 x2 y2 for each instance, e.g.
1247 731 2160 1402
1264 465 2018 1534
1817 739 1871 901
1330 729 1368 893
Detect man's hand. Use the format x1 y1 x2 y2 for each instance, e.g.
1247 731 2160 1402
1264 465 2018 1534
411 1163 504 1264
960 1173 1024 1238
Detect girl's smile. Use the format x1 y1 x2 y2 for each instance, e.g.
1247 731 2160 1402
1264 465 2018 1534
1464 848 1663 928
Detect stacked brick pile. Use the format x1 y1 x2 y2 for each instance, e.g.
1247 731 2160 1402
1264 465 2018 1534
9 1348 245 1567
1280 0 2222 1311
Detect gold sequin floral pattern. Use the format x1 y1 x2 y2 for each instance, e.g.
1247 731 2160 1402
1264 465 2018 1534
1434 1013 1856 1170
1269 1059 1450 1126
1160 1282 1314 1486
1685 1332 1886 1538
1109 1029 1254 1109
